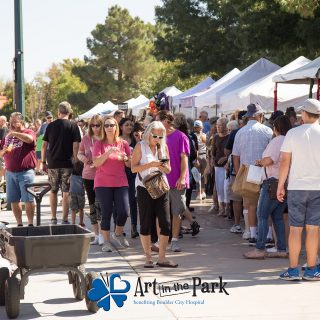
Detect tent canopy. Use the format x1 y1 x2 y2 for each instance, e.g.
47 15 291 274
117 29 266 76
172 76 215 106
160 86 182 97
220 56 312 112
272 57 320 84
215 58 280 109
78 101 118 119
184 68 240 108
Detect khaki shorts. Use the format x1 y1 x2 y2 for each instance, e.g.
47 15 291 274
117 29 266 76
169 188 187 216
48 168 72 193
243 192 260 208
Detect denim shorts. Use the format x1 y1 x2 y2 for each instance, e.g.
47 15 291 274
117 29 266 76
6 169 35 203
287 190 320 227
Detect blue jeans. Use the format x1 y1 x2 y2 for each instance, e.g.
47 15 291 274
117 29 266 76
95 187 129 231
256 181 286 251
6 169 35 203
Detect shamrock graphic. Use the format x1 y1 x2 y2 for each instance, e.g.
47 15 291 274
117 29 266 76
87 273 131 311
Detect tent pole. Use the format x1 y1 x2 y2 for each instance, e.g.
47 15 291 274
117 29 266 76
273 83 278 112
317 79 320 100
309 79 314 98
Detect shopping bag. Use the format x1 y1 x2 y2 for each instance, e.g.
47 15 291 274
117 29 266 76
231 165 246 195
246 165 263 185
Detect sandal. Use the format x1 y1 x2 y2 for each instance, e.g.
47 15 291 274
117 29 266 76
156 260 178 268
144 261 154 268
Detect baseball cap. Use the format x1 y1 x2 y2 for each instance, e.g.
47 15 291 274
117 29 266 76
298 98 320 115
45 111 53 118
194 120 203 128
245 103 264 118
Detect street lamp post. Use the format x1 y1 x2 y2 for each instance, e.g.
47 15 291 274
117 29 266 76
14 0 25 116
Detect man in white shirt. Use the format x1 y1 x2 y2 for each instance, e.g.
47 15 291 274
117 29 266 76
278 98 320 281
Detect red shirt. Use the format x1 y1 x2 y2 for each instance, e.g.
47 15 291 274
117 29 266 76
1 129 36 172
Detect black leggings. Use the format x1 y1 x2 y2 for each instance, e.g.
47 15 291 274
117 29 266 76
83 179 95 205
136 186 170 236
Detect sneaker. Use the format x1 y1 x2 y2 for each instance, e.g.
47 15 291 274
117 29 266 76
302 266 320 281
90 235 99 245
170 241 181 252
279 267 301 281
201 192 206 200
51 218 58 225
190 221 200 236
230 224 242 234
266 246 277 253
248 237 257 246
98 234 104 246
61 220 70 225
102 242 113 252
242 230 250 240
112 233 130 247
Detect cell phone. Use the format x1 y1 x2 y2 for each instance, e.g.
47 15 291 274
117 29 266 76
160 159 169 163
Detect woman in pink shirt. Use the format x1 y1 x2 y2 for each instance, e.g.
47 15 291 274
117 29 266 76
78 115 103 245
93 116 131 252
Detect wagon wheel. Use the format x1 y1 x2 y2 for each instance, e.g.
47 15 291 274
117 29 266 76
5 277 20 319
0 267 10 305
85 271 99 313
72 265 85 300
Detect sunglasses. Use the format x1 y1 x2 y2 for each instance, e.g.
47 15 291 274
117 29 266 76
90 124 101 128
104 123 116 128
151 134 164 139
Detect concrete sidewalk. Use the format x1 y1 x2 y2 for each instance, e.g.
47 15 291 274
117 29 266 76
0 175 318 319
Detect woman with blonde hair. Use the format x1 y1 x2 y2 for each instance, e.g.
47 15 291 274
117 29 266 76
92 116 131 252
78 114 103 245
131 121 178 268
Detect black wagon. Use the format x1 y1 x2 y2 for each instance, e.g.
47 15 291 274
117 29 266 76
0 183 99 318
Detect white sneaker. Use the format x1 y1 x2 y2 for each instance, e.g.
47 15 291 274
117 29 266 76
266 246 278 253
242 230 250 240
230 224 242 234
102 242 113 252
98 234 104 246
170 241 181 252
112 233 130 247
90 235 99 245
201 192 206 200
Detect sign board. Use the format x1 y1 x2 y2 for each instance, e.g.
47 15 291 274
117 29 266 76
118 103 128 110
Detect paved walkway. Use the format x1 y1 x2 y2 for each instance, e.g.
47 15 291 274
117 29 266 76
0 175 318 319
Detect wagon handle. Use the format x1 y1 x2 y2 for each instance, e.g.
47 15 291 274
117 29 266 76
25 183 52 226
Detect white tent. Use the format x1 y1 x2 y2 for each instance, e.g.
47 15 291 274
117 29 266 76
172 76 215 107
273 57 320 84
183 68 241 109
220 56 313 112
161 86 182 97
214 58 280 114
78 101 118 119
129 95 149 116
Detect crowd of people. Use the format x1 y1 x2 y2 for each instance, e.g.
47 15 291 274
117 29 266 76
1 98 320 278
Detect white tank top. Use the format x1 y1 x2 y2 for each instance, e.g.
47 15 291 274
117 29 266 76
135 141 168 189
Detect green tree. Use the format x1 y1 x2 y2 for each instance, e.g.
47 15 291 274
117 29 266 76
73 6 158 108
276 0 319 17
155 0 320 76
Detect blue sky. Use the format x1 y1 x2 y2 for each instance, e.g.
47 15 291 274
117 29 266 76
0 0 162 81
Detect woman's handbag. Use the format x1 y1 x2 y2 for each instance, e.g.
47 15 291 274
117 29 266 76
264 168 287 200
138 171 169 199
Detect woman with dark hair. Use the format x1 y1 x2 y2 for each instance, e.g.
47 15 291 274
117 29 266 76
244 115 292 259
119 117 139 238
285 107 297 127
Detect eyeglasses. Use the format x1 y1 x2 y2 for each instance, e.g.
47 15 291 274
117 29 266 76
151 134 164 139
90 124 101 128
104 123 116 128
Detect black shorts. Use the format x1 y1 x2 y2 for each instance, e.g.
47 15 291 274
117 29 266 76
136 186 170 236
